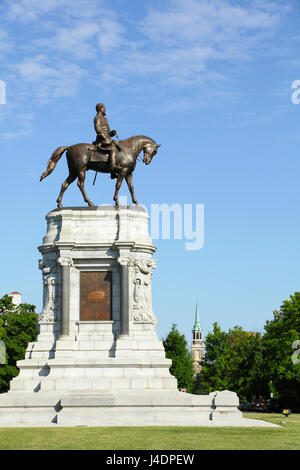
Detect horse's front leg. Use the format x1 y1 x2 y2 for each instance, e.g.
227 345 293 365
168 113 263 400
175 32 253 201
125 172 138 205
113 172 125 207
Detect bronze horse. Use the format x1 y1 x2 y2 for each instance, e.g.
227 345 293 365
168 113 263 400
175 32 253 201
40 135 160 207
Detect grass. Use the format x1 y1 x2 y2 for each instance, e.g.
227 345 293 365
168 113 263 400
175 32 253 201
0 413 299 450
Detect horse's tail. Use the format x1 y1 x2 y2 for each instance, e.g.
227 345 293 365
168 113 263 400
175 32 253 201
40 146 69 182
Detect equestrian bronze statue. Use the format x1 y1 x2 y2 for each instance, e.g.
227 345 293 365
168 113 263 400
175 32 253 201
40 103 161 207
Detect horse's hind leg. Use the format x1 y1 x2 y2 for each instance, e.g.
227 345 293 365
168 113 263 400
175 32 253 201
57 173 76 208
77 169 95 207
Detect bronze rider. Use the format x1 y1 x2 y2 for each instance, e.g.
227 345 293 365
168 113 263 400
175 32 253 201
89 103 121 178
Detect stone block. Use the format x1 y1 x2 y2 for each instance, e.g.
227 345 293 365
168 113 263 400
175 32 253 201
55 378 74 390
91 377 112 389
63 368 84 378
111 378 130 389
102 367 124 378
40 379 56 391
155 367 172 377
148 377 164 389
84 367 104 377
162 377 178 389
123 367 139 377
130 377 148 389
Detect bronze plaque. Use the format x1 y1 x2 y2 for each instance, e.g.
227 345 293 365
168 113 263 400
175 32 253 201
80 271 112 321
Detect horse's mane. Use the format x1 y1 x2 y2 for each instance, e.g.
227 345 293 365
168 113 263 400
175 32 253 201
119 135 155 144
118 135 157 154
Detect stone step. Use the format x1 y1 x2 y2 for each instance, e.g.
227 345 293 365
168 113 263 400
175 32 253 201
40 376 177 391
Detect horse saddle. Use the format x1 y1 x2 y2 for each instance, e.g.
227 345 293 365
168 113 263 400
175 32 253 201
88 142 126 164
89 147 110 164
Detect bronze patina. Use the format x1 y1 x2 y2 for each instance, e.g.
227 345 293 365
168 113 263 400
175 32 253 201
80 271 111 321
88 102 121 178
40 103 161 207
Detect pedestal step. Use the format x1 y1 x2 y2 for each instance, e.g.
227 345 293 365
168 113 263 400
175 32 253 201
8 356 177 393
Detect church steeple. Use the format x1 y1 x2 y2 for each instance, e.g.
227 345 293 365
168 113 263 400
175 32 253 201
191 303 204 375
193 303 202 333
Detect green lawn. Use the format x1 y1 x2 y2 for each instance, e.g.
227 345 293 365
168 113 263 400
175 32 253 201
0 413 299 450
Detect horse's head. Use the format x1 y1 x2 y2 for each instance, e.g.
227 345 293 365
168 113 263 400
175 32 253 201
143 142 161 165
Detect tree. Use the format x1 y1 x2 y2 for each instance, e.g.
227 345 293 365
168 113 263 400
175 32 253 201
193 322 228 394
262 292 300 408
223 327 268 401
0 295 38 392
195 323 268 401
163 324 195 393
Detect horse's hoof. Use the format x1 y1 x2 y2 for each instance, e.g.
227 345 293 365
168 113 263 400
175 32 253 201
57 203 62 209
88 202 95 207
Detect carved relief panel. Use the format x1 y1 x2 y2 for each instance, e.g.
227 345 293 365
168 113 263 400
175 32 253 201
130 257 157 325
38 258 58 323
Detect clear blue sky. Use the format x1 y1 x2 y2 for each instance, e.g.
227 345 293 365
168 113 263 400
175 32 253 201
1 0 300 345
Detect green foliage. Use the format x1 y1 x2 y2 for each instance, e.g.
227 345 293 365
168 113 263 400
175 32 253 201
204 322 228 364
195 323 268 401
262 292 300 407
0 295 38 392
163 324 195 393
195 292 300 407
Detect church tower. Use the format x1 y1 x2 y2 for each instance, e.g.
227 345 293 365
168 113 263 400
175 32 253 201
191 303 205 375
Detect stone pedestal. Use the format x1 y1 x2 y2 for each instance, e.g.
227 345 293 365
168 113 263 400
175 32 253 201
0 206 277 427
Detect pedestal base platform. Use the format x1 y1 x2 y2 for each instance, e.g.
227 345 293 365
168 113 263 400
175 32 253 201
0 206 279 428
0 388 279 427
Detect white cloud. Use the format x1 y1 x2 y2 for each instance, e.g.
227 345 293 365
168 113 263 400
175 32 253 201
0 111 34 142
15 55 57 82
94 0 288 102
34 17 125 58
4 0 64 22
0 30 13 56
14 55 87 101
140 0 283 55
98 18 125 53
0 0 292 109
3 0 104 22
35 23 100 59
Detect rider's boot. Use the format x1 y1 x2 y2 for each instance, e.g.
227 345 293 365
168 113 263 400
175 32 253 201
110 148 121 173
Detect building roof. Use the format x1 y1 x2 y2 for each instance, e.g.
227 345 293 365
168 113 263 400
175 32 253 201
192 303 202 331
9 291 21 295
